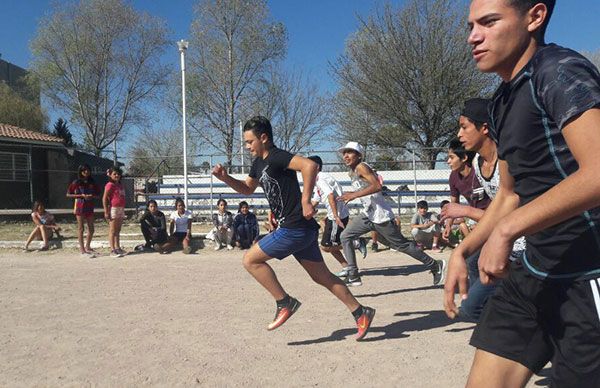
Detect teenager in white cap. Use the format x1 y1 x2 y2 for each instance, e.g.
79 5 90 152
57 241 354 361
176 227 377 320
338 142 446 286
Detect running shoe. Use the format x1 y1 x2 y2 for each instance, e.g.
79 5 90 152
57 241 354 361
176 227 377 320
110 249 122 258
227 244 234 250
345 273 362 287
335 267 350 278
432 259 447 286
357 238 368 259
267 297 302 331
182 246 192 254
117 248 127 256
355 306 376 341
214 243 222 251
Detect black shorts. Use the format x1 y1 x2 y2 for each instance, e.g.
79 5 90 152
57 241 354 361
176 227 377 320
321 217 349 247
172 232 188 242
470 260 600 386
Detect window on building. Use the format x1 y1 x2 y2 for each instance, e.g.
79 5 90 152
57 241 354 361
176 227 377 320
0 152 30 181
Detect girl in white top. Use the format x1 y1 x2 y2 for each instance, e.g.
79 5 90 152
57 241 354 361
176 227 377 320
169 197 193 254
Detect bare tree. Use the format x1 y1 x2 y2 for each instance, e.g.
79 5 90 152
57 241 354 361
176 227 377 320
29 0 170 156
127 127 198 177
250 69 331 154
186 0 286 169
331 0 495 168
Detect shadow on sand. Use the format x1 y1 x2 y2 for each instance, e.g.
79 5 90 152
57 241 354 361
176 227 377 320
288 310 460 346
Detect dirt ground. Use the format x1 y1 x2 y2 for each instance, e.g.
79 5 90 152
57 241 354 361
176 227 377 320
0 247 550 387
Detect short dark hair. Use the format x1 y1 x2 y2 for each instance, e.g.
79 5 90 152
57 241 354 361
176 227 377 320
448 138 475 166
243 116 273 143
507 0 555 38
307 155 323 171
238 200 249 212
441 200 450 207
175 197 185 209
417 200 429 210
217 198 227 207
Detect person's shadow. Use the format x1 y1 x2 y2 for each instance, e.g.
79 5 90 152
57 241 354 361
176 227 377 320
288 310 463 345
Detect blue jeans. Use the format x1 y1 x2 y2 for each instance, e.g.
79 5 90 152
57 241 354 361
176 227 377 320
459 250 499 322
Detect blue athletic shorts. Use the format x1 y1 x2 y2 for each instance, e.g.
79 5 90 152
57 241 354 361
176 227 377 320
258 227 323 262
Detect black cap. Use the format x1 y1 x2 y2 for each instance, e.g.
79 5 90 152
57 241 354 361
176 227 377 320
461 98 491 124
307 155 323 171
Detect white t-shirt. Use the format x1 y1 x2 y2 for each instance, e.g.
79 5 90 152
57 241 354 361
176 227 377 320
473 154 526 255
350 162 395 224
312 172 350 220
171 209 192 233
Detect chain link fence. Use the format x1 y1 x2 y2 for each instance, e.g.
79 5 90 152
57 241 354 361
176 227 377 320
132 147 451 219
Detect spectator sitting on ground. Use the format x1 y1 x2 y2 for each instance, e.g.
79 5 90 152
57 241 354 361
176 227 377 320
211 198 234 250
169 197 193 254
232 201 259 249
139 200 172 253
25 200 62 251
410 200 442 253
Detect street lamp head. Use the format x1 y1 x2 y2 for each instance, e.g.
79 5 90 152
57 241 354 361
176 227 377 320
177 39 189 52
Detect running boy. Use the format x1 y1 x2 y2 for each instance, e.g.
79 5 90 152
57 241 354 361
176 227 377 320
212 116 375 340
338 142 446 286
444 0 600 385
308 155 367 278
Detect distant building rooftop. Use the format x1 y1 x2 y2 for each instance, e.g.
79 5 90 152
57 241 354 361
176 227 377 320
0 123 63 144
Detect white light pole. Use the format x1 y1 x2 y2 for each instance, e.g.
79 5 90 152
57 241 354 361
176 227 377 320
178 39 189 207
239 120 244 173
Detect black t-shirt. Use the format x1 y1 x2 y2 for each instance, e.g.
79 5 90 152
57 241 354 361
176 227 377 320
249 147 319 230
489 44 600 279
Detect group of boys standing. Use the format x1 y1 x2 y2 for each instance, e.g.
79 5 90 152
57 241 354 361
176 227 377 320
213 0 600 385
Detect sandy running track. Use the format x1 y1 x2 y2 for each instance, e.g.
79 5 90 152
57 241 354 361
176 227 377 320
0 249 548 387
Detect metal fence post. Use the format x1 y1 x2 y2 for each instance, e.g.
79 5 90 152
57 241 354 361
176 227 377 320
412 150 418 210
209 155 214 216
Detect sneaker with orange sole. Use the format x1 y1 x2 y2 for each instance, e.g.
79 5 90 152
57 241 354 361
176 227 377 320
267 297 301 331
355 306 376 341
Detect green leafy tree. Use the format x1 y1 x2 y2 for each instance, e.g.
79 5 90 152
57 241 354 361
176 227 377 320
30 0 170 156
0 83 48 132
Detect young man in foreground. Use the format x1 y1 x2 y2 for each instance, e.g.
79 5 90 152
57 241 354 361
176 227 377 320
444 0 600 385
212 116 375 340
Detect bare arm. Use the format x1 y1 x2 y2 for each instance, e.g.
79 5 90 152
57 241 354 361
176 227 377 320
339 163 382 202
288 155 319 219
479 108 600 282
102 188 111 219
443 160 519 318
212 164 259 195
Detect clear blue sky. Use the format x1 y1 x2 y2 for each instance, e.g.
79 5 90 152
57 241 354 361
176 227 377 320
1 0 599 155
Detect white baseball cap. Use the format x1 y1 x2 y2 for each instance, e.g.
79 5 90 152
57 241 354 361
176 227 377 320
338 141 365 155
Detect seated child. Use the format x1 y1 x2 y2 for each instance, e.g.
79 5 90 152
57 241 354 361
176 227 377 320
232 201 259 249
139 200 170 252
410 200 442 252
210 198 233 250
25 200 62 251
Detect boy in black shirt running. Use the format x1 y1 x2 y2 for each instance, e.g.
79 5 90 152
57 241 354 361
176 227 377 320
212 116 375 340
444 0 600 386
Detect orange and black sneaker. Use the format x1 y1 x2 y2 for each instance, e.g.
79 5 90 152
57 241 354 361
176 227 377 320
267 297 302 331
355 306 376 341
